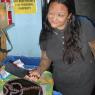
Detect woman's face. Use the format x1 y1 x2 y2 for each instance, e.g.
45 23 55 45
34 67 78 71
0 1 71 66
47 2 71 30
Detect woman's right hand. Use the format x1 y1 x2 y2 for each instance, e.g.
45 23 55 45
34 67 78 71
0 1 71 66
25 69 41 82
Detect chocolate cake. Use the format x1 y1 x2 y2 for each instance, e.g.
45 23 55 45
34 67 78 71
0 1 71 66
3 78 43 95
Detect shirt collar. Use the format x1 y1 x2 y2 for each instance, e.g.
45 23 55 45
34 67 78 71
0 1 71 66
53 23 70 36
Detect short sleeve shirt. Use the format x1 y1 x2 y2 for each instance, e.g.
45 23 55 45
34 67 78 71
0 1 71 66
40 16 95 62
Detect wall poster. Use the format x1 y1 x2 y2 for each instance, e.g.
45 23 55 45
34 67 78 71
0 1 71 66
14 0 37 14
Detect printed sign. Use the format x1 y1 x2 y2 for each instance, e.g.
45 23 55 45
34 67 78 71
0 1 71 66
14 0 37 14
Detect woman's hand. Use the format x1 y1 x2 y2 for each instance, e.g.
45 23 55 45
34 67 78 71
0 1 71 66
25 69 41 82
25 50 51 82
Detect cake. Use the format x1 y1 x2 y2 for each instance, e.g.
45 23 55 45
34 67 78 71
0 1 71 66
3 78 43 95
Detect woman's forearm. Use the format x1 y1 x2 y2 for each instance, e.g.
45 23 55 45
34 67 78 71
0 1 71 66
38 57 51 74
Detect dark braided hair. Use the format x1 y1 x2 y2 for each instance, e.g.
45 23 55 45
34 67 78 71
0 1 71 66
63 15 82 64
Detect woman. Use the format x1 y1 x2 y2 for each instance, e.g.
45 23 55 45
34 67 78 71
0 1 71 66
26 0 95 95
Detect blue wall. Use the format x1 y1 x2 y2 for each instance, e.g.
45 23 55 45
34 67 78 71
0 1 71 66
7 0 42 57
